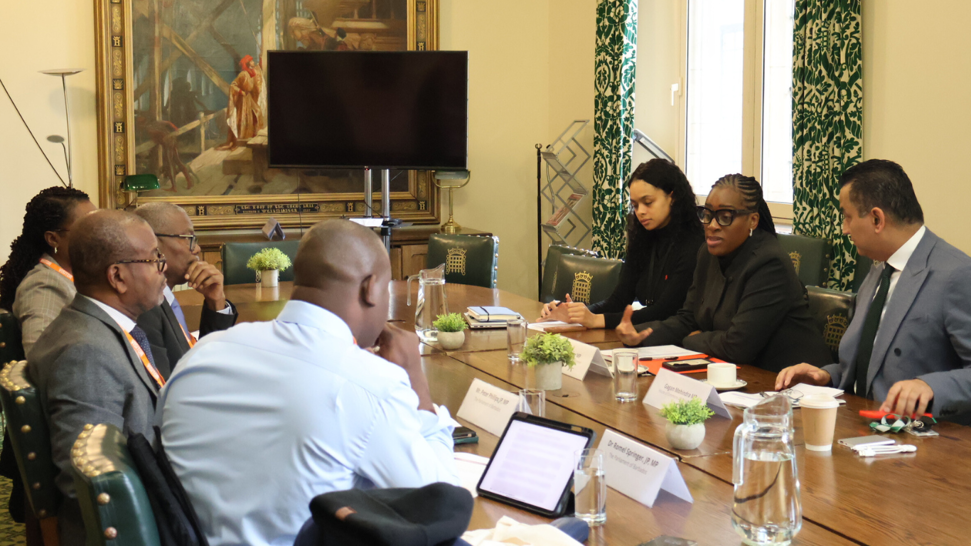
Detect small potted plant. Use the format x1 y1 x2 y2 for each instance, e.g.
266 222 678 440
433 313 467 350
660 397 715 450
246 248 292 288
520 332 576 391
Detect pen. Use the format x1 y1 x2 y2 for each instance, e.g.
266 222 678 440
859 410 933 419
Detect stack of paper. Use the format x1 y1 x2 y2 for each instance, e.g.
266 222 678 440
720 383 846 409
601 345 701 361
454 452 489 498
527 321 583 332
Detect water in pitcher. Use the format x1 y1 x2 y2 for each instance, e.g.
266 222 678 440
415 277 447 342
732 452 802 545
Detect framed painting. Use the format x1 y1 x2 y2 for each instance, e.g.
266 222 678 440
95 0 441 229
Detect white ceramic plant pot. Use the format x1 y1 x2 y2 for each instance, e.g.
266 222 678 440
665 422 706 450
261 269 279 288
533 362 563 391
437 330 465 350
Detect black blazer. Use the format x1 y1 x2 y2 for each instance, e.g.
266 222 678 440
137 298 237 379
636 229 831 372
588 227 705 329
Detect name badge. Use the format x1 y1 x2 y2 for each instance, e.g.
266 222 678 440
457 378 520 437
598 429 693 507
562 338 613 382
642 368 731 418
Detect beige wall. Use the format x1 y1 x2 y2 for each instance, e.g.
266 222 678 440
0 0 101 264
862 0 971 253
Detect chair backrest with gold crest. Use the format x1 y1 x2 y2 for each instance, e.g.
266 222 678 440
540 244 599 303
426 234 499 289
548 254 623 305
778 233 832 287
806 286 856 361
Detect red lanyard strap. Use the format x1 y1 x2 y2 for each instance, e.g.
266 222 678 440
39 258 73 282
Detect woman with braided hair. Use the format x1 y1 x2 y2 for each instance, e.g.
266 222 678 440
0 186 96 355
617 173 830 372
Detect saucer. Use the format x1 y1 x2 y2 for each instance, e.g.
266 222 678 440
702 379 747 392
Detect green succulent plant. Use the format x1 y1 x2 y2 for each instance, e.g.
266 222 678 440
433 313 467 333
660 397 715 425
246 248 292 272
521 332 576 369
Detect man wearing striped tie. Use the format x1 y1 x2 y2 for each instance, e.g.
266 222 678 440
134 203 238 378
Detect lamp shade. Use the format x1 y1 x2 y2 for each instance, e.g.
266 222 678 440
122 174 160 192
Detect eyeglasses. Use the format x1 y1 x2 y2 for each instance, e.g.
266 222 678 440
697 206 757 227
155 233 197 251
114 251 167 273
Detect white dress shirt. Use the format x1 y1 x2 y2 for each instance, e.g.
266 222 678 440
877 225 926 321
82 295 136 333
157 300 460 546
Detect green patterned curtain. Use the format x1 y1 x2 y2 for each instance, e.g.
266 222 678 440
792 0 863 290
592 0 637 259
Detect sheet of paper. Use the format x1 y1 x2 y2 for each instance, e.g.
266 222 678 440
598 429 692 508
642 368 731 418
721 390 847 409
454 452 489 498
456 379 521 437
528 321 584 332
602 345 701 361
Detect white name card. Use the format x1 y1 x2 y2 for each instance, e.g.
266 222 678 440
598 429 692 507
456 378 520 437
642 368 731 418
562 338 613 382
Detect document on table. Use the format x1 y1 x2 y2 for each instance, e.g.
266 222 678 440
721 383 846 409
527 321 584 332
454 452 489 498
601 345 701 361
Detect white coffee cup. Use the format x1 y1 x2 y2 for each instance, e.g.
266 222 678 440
800 394 840 451
707 363 737 388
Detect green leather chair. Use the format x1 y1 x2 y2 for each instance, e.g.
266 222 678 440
71 423 160 546
547 254 623 306
221 240 301 285
851 254 873 293
0 310 25 365
540 244 598 303
806 286 856 362
0 361 59 521
426 234 499 289
778 233 832 287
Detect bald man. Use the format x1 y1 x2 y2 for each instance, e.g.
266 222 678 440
158 219 460 546
134 202 237 378
29 210 168 545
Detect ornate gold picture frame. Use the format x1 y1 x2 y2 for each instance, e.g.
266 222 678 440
94 0 440 230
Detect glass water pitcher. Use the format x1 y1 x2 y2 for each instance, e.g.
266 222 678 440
732 395 802 546
406 263 448 342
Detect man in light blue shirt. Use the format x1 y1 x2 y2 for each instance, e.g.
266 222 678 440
158 219 460 546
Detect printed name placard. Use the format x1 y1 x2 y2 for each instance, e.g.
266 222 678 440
597 429 692 507
562 338 613 382
642 368 731 418
456 378 520 437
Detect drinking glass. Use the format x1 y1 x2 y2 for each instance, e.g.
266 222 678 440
574 448 607 526
507 318 527 363
517 388 546 418
613 349 639 402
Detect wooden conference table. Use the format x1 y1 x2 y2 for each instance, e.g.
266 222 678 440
176 282 971 545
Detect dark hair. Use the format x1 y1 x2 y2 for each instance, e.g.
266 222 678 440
710 174 776 236
71 211 146 291
625 159 703 256
0 187 90 310
838 159 924 225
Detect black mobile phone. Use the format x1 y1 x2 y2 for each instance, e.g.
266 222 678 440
453 426 479 444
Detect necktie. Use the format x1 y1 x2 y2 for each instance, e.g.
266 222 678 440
169 296 190 335
854 264 896 398
129 325 157 369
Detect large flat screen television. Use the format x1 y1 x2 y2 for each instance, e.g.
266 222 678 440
267 50 468 170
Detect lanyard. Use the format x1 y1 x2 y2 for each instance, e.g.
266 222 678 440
176 321 196 348
39 258 73 282
121 328 166 389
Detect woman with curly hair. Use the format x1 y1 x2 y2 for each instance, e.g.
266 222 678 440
0 186 96 355
540 158 705 328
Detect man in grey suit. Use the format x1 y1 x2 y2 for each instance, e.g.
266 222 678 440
134 202 237 378
777 160 971 419
29 210 168 544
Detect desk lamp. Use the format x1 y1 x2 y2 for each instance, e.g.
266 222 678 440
121 174 160 209
433 170 471 234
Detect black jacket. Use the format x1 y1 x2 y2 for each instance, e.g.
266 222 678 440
589 226 705 328
637 229 831 372
137 298 237 379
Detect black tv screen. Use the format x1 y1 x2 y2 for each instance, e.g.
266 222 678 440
267 50 468 170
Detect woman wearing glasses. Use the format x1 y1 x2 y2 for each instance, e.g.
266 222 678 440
617 174 830 372
540 159 704 328
0 187 97 356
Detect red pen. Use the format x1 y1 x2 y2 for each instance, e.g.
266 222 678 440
859 410 933 419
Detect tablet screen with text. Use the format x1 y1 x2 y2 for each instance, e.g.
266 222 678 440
477 417 592 512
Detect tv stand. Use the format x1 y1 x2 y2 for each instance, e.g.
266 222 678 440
351 167 396 253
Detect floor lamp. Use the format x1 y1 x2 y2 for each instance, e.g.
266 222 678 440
40 68 83 188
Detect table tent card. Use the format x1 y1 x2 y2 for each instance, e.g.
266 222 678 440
457 378 521 437
562 338 613 381
642 368 731 418
597 429 693 508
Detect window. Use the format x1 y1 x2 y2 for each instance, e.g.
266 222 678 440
684 0 795 210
